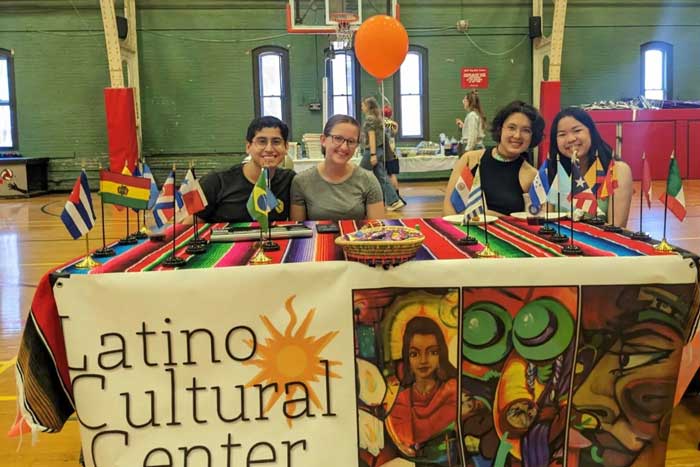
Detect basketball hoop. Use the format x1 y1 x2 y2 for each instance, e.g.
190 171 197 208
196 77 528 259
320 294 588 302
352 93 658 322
330 12 358 49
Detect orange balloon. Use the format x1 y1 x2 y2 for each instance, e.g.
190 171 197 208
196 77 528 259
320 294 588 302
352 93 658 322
354 15 409 80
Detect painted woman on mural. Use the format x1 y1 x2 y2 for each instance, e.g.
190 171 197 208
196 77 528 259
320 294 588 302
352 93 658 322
571 286 692 467
385 316 460 466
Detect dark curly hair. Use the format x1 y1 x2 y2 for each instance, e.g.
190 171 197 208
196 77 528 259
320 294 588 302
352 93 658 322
490 100 545 149
245 116 289 143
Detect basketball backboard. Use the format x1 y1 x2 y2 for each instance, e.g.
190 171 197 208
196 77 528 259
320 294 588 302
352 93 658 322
286 0 399 34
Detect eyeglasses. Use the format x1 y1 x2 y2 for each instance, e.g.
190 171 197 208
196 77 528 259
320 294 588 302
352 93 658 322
252 137 286 149
326 134 359 148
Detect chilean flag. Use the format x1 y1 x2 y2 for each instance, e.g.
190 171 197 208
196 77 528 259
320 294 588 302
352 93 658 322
60 170 96 239
178 168 208 216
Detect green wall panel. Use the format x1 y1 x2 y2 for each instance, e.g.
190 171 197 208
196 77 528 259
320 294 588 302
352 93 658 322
0 1 698 189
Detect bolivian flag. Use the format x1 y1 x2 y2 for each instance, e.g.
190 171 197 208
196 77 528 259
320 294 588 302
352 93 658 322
99 169 151 209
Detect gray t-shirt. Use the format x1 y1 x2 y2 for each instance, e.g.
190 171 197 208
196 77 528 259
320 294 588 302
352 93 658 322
291 165 383 221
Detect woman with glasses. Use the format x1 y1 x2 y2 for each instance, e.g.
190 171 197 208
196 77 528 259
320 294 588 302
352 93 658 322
290 114 385 221
443 100 543 216
360 97 404 211
196 116 295 223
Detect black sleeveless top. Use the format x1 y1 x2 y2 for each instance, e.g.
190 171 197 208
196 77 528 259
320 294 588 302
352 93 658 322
474 146 525 215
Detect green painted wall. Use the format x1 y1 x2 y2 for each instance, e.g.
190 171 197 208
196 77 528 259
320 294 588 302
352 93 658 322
0 0 698 189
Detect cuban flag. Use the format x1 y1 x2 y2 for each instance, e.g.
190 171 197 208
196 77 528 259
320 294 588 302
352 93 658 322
178 168 208 216
60 170 96 239
449 164 474 213
569 160 598 215
462 169 484 221
547 158 572 211
528 159 550 214
152 170 185 228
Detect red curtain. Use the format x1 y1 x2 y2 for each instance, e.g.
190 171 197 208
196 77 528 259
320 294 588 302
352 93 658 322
104 88 138 173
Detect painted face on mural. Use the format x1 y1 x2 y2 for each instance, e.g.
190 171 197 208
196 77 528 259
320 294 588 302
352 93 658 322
573 320 681 467
408 333 440 381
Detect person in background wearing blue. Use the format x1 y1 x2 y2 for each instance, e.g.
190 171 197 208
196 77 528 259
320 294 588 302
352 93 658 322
360 97 404 212
443 100 543 217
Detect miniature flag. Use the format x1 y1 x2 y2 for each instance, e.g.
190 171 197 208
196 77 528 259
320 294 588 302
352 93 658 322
569 161 598 215
642 154 652 209
450 164 474 213
584 155 606 196
179 168 208 216
153 170 185 228
246 168 274 231
99 169 151 209
598 159 619 200
547 159 572 211
142 163 160 209
659 156 686 221
528 159 550 214
60 170 96 239
462 169 484 221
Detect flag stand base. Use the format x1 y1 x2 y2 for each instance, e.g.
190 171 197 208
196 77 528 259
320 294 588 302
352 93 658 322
476 243 499 258
654 238 675 253
185 243 208 255
134 231 148 240
75 255 101 269
550 233 568 243
93 247 116 258
190 238 209 247
584 216 605 226
562 244 583 256
538 225 556 235
631 231 651 241
262 240 281 252
603 224 622 233
250 248 272 265
457 236 478 246
162 255 187 267
118 235 138 245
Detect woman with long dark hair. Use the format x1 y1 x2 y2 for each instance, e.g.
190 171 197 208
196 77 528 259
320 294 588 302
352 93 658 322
548 107 633 227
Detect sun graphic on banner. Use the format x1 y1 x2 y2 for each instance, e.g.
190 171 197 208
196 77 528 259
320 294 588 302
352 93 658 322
244 295 341 426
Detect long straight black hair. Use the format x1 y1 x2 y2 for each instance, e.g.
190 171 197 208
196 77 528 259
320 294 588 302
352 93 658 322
547 107 614 183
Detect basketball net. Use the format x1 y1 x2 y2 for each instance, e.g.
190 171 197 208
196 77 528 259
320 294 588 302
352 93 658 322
330 12 357 49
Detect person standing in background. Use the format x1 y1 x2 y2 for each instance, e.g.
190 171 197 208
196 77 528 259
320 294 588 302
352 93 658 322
383 105 406 205
456 90 487 152
360 97 404 211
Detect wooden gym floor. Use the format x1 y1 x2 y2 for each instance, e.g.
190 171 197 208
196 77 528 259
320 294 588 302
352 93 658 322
0 180 699 466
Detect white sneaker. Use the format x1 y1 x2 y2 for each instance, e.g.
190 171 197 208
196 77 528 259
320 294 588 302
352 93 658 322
387 199 406 211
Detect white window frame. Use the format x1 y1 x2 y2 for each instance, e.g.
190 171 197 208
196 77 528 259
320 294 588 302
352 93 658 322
0 48 18 151
394 45 428 142
326 43 359 118
641 41 672 101
252 46 291 126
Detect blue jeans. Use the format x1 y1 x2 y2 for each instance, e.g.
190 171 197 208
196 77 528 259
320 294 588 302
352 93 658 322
360 148 400 206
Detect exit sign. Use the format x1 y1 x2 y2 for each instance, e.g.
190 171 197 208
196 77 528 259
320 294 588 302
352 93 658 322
461 67 489 88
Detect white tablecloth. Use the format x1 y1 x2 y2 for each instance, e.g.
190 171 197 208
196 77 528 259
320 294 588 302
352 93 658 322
291 155 458 174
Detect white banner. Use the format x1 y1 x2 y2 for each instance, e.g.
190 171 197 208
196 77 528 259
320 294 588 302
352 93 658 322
54 256 698 467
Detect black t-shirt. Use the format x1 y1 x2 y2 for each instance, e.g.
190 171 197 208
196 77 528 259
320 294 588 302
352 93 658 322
476 147 526 215
197 165 295 223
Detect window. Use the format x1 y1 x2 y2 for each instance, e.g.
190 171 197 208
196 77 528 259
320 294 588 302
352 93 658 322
252 46 291 126
394 46 428 141
326 42 359 117
641 41 672 100
1 48 18 150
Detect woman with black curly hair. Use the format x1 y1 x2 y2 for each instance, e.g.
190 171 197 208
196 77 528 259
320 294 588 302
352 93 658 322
443 100 545 216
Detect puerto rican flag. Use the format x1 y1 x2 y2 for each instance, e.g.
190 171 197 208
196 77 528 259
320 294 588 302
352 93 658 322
450 164 475 213
152 170 184 228
178 168 208 216
60 170 96 239
569 160 598 215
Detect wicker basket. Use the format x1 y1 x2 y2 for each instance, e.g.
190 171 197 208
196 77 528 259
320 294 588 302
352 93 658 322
335 225 425 267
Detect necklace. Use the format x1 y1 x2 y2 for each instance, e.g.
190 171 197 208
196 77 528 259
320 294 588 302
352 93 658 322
493 147 516 162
